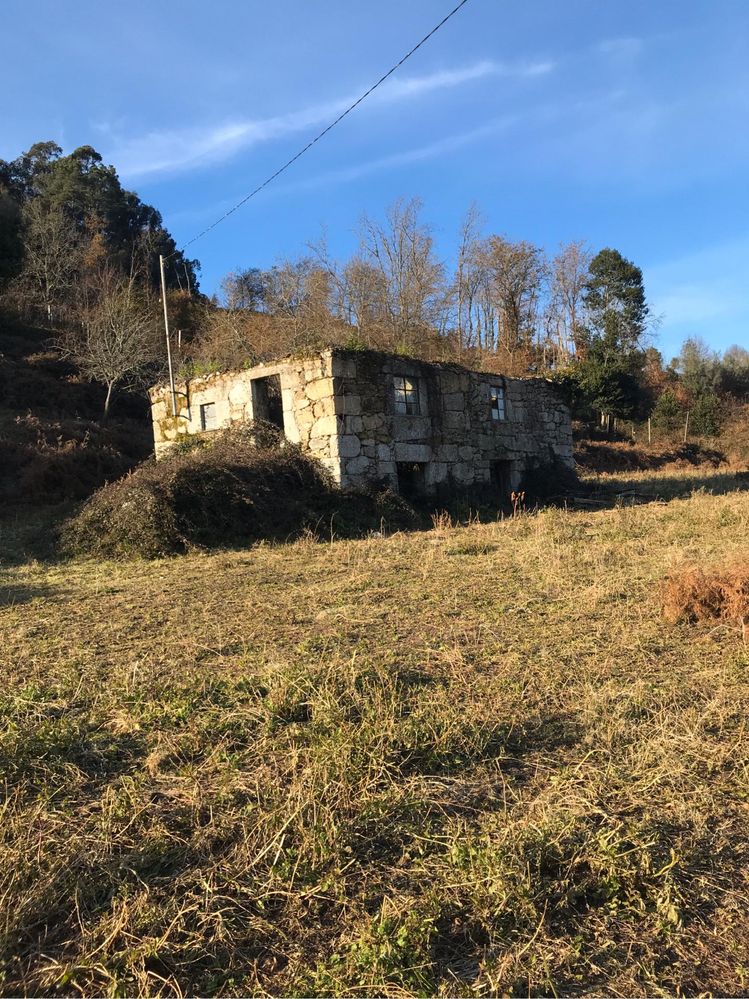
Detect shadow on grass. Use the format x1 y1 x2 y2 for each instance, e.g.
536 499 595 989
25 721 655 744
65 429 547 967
1 723 148 791
431 810 749 996
395 708 582 780
4 471 748 571
575 440 727 474
0 582 52 606
351 709 584 871
587 470 749 503
0 503 72 567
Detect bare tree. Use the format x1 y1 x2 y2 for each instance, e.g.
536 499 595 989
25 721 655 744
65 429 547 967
482 236 547 372
62 271 158 420
339 256 388 345
308 234 387 347
453 204 485 356
191 300 258 371
261 257 335 351
546 241 592 365
220 267 265 311
16 200 81 323
358 197 447 353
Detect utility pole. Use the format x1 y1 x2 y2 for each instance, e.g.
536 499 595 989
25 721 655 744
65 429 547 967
159 254 178 417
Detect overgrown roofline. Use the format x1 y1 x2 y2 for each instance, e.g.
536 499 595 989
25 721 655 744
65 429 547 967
149 345 561 396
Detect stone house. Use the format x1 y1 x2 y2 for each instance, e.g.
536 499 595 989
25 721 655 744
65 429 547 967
149 348 574 497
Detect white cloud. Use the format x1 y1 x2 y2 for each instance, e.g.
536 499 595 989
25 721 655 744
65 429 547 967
166 117 517 227
107 58 553 180
108 99 346 180
279 116 518 191
373 58 554 101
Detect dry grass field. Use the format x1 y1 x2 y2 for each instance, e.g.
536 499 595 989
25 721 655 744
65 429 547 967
2 474 749 996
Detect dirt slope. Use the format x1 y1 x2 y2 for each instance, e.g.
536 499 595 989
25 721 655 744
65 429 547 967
0 319 152 505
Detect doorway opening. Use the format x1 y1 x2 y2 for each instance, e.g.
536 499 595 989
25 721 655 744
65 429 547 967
251 375 284 430
490 459 514 498
396 462 427 500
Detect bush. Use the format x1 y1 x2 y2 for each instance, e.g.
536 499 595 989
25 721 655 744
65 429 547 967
651 388 685 433
61 424 418 559
0 413 151 503
662 559 749 628
690 392 723 437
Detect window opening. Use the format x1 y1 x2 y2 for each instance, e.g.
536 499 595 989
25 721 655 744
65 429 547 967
393 375 419 415
200 402 217 431
490 386 506 421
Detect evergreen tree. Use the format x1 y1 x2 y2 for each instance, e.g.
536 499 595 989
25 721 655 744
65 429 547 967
570 248 650 427
0 141 199 294
0 189 23 291
689 392 723 436
581 248 648 354
651 388 686 433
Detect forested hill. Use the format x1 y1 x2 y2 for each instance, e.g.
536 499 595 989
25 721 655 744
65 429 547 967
0 141 198 299
0 141 199 508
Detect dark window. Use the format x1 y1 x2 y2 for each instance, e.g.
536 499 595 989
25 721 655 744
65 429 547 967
393 375 419 415
251 375 284 430
396 462 426 499
490 386 506 421
199 402 217 431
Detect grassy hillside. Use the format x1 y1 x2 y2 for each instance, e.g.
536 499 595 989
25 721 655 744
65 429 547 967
0 317 152 506
1 477 749 996
575 405 749 478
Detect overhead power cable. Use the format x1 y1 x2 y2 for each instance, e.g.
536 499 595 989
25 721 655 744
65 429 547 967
174 0 473 256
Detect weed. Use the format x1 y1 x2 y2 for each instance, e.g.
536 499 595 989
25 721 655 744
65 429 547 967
662 559 749 632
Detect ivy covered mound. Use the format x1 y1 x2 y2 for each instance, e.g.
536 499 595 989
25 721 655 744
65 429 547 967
61 424 418 559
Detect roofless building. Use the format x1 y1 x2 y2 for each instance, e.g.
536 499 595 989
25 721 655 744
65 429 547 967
150 348 574 497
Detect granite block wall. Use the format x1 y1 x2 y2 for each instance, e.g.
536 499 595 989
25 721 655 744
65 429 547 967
327 350 574 493
150 348 574 496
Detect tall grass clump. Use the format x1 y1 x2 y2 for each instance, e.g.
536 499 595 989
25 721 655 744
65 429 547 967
61 423 417 558
662 558 749 630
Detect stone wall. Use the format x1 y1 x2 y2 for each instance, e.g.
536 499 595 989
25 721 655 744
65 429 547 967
327 350 574 493
149 354 342 481
150 348 574 496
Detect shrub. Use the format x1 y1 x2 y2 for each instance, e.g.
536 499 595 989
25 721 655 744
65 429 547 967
662 559 749 629
690 392 723 437
61 423 418 559
0 413 151 503
651 388 685 433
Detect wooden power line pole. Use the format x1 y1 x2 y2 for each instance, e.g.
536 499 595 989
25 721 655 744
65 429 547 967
159 254 178 418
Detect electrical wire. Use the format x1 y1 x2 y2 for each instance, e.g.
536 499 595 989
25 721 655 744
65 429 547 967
174 0 473 256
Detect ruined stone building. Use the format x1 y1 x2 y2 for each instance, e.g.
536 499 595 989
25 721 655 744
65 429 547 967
150 348 574 497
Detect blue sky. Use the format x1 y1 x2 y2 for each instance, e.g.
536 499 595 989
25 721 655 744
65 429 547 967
2 0 748 361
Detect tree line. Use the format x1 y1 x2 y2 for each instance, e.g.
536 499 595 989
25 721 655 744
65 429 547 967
0 141 198 417
199 197 748 436
1 143 746 434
